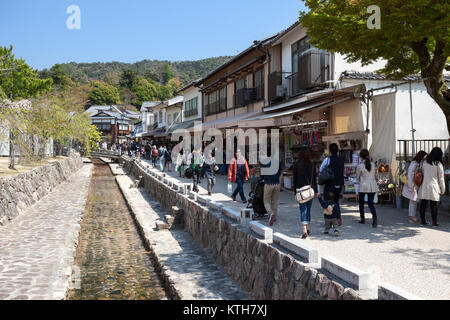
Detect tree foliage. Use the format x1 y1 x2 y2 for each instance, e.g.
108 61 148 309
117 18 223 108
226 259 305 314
131 77 158 106
0 45 52 100
119 69 138 89
162 64 172 85
299 0 450 131
88 80 121 106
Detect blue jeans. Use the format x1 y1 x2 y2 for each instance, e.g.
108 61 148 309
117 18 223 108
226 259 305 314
159 159 166 172
232 175 246 201
299 199 313 225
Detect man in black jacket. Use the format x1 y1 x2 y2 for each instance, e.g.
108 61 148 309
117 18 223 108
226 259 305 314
320 143 345 218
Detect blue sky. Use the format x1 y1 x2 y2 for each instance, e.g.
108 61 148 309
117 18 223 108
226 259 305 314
0 0 306 70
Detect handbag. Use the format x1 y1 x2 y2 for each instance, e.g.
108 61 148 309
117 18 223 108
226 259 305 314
414 163 423 187
295 165 315 204
399 169 408 185
227 182 233 194
318 158 335 186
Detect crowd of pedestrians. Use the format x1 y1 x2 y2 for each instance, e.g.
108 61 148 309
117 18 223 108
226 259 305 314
135 140 446 239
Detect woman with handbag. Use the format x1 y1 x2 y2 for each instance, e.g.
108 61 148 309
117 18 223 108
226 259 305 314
201 152 219 196
293 147 319 239
356 149 379 227
401 151 427 223
418 147 446 226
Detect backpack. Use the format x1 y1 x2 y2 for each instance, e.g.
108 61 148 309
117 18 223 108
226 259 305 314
152 149 158 157
318 158 335 186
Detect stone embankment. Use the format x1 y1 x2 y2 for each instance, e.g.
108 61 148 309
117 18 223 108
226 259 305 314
0 154 83 226
120 158 363 300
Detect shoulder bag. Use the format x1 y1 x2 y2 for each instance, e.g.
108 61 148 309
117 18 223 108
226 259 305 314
414 162 423 187
295 165 315 204
318 157 335 186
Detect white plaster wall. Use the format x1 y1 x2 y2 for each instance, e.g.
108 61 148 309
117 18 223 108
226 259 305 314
341 78 449 154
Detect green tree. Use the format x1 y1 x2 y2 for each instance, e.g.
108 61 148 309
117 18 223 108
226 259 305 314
88 80 121 106
0 45 53 169
145 70 160 82
0 45 52 100
47 64 73 88
167 77 182 96
162 64 172 85
131 77 158 106
157 85 172 100
299 0 450 132
119 69 138 89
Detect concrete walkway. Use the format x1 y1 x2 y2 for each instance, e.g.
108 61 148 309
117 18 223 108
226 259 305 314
114 170 250 300
0 164 93 300
143 160 450 300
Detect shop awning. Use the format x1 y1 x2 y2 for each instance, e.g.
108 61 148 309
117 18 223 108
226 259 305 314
239 95 353 128
167 120 196 134
189 111 262 132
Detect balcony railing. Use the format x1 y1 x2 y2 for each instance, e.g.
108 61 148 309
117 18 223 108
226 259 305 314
184 108 198 118
205 98 227 116
233 86 264 108
397 139 449 163
268 51 331 104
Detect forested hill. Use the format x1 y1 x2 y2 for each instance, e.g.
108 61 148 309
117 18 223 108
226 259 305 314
49 56 233 85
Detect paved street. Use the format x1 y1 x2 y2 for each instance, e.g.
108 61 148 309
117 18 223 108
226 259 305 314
0 164 93 300
146 160 450 300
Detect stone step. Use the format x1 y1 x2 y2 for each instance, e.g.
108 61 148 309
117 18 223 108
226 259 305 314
164 215 175 226
171 206 184 216
155 220 170 231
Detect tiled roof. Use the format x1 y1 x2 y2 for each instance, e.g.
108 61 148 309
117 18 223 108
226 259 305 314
341 71 450 82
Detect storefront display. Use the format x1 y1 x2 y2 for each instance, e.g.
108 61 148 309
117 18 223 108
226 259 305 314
281 121 328 191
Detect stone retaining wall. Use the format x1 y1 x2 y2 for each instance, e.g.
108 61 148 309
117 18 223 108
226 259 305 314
0 153 83 226
122 158 362 300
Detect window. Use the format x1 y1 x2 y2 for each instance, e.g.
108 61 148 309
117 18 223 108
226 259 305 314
168 114 172 124
290 36 329 94
205 87 227 116
253 68 264 100
185 97 199 117
235 77 248 92
219 87 227 112
118 124 128 131
159 110 163 123
192 97 198 115
92 119 111 131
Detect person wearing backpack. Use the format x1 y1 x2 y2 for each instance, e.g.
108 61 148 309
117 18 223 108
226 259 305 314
319 143 344 223
151 146 158 167
190 146 204 193
402 151 428 223
418 147 446 227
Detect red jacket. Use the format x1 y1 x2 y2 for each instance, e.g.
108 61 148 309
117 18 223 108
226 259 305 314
228 157 249 182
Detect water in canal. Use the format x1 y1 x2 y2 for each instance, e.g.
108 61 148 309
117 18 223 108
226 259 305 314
67 160 167 300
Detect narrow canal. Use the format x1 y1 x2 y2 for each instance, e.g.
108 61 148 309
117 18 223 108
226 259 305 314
67 160 167 300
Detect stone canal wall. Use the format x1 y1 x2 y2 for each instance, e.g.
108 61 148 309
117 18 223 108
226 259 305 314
0 153 83 226
122 158 362 300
